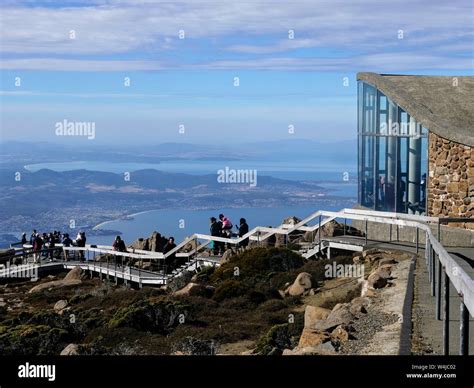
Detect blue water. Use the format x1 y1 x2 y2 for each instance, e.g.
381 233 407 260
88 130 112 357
92 202 355 246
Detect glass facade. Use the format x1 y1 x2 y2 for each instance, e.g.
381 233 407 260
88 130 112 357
358 81 428 214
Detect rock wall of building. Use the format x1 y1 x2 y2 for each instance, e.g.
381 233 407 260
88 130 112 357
427 132 474 229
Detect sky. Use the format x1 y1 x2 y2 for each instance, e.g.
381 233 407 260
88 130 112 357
0 0 473 145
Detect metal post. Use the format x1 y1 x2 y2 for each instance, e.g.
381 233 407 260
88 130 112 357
428 243 432 284
425 233 429 266
438 222 441 244
138 258 141 281
460 301 469 355
343 218 346 236
122 255 124 285
114 254 117 285
443 270 450 355
415 227 419 254
436 257 442 320
318 215 322 251
431 248 436 297
389 224 392 242
365 218 368 245
396 224 399 242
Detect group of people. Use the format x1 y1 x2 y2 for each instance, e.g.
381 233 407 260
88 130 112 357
24 229 87 263
209 214 249 255
22 214 248 266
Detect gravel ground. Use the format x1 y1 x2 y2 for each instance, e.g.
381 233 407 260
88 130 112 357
339 304 399 354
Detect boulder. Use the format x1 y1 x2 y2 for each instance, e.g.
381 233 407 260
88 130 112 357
54 300 68 313
367 267 391 289
220 249 234 264
173 282 206 297
29 278 82 294
378 258 398 267
129 237 149 251
60 344 80 356
330 325 352 343
298 328 330 348
349 297 370 315
285 272 312 297
284 342 336 355
63 266 83 281
282 216 301 226
149 231 166 252
304 305 331 328
313 303 355 332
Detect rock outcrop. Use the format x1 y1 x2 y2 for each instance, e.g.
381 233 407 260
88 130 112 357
284 272 312 297
28 267 83 294
304 305 331 328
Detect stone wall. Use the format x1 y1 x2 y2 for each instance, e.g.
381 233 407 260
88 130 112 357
427 132 474 229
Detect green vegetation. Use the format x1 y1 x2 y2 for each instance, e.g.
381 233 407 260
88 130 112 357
0 247 355 355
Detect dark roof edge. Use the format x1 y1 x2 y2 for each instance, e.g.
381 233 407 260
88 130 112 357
357 72 474 147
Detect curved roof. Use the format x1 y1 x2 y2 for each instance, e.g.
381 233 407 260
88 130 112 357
357 72 474 147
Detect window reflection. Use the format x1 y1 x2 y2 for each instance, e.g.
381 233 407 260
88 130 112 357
358 82 428 215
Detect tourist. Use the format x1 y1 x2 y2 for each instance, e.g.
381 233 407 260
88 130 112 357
210 217 222 255
21 233 27 245
75 231 86 261
112 235 127 252
163 237 177 271
219 214 233 237
237 218 249 248
30 229 37 245
62 233 73 261
48 232 55 261
33 233 43 264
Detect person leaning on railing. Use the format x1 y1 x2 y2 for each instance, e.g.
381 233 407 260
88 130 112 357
112 236 127 253
75 232 86 261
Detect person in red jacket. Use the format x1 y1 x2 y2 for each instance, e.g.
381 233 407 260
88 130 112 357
33 233 43 264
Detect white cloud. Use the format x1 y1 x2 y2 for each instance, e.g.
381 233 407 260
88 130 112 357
0 0 472 71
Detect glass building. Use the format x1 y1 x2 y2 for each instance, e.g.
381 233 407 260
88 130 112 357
358 80 428 214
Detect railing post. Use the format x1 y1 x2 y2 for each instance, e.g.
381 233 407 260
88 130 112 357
318 215 322 251
436 256 442 320
343 218 346 236
425 233 429 266
443 269 450 355
415 227 419 254
389 223 392 242
460 300 469 355
138 258 141 282
431 248 436 297
114 254 117 285
428 243 433 284
365 218 368 245
438 222 441 244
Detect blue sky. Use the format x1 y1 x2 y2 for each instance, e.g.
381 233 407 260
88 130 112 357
0 0 473 144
